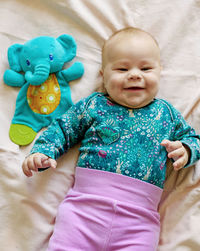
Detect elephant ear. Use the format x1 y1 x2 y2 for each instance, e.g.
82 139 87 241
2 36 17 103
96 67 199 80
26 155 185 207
7 44 23 72
57 34 77 62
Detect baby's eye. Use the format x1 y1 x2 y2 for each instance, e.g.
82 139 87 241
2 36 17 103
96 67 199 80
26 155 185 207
141 67 152 71
116 68 128 71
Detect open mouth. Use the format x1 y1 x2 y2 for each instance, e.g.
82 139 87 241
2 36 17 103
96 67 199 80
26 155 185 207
124 87 144 91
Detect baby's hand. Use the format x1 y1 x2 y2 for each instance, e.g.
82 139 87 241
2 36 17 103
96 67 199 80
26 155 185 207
22 153 57 177
161 140 190 171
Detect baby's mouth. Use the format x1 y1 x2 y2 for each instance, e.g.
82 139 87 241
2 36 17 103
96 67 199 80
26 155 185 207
124 87 144 91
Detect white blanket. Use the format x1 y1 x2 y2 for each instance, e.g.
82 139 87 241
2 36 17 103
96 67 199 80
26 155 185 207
1 0 200 250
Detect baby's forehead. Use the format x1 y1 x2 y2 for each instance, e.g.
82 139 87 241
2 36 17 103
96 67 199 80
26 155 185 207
102 30 160 67
108 35 159 58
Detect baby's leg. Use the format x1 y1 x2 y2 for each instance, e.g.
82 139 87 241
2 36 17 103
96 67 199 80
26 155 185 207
47 188 117 251
108 201 160 251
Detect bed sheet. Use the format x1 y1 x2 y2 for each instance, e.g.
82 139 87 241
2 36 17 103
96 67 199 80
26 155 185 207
1 0 200 250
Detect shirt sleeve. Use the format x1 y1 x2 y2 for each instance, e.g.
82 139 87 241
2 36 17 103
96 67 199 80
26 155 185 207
171 106 200 168
30 95 94 160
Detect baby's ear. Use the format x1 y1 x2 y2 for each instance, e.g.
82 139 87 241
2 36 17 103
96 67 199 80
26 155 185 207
95 70 105 93
99 69 103 76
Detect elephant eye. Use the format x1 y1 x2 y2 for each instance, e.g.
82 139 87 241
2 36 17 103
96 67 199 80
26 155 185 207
49 54 53 61
26 59 31 66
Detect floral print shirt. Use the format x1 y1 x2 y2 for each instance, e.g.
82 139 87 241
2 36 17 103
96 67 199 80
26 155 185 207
31 92 200 188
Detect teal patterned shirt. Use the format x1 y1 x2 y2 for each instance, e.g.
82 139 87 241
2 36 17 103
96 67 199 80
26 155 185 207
31 92 200 188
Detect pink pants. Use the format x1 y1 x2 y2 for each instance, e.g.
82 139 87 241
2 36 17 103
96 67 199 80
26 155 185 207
47 167 163 251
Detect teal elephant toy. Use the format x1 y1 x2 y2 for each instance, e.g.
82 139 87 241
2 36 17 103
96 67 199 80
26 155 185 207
3 34 84 146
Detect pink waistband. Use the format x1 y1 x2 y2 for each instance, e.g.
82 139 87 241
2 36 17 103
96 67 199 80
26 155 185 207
73 167 163 211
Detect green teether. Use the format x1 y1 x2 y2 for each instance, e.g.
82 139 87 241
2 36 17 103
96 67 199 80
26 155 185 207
9 124 37 146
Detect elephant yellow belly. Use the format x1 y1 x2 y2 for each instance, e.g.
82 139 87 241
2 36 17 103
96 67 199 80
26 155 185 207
27 74 61 114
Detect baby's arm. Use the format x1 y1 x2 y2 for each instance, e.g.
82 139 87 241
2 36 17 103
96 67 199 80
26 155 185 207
161 140 190 170
22 95 95 177
22 153 57 177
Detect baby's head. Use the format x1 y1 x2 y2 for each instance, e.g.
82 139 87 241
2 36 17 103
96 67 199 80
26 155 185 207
100 27 162 109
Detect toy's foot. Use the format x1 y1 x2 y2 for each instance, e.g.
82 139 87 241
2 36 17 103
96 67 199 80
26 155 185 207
9 124 37 146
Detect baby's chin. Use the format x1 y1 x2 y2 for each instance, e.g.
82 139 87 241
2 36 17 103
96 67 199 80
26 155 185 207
118 99 154 109
106 94 155 109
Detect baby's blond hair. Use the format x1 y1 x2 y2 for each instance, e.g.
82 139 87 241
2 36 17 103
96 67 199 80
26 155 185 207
102 27 159 69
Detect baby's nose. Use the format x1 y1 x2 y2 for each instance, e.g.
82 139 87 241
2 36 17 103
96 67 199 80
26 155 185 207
127 70 142 80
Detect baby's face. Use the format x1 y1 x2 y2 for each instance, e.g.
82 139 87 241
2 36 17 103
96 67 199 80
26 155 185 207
101 34 161 109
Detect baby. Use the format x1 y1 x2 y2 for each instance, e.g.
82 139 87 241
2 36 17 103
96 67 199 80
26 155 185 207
22 27 200 251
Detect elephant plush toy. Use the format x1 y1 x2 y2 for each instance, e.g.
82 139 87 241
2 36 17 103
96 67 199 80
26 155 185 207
3 34 84 146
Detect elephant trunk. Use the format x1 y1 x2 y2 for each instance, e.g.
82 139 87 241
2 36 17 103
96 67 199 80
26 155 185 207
25 63 50 85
